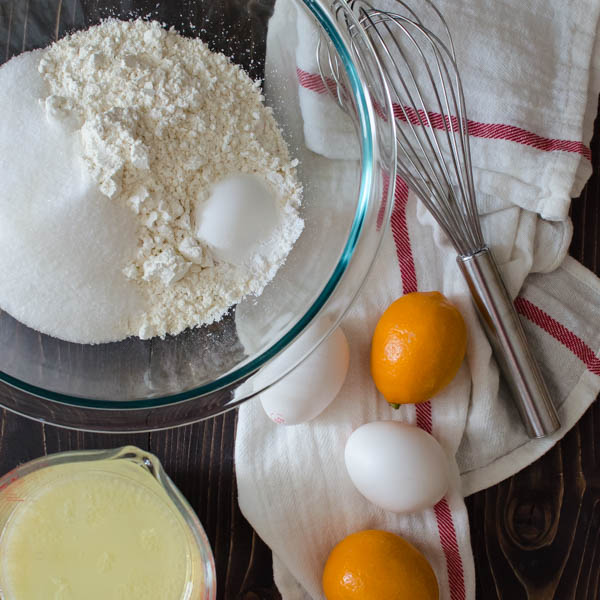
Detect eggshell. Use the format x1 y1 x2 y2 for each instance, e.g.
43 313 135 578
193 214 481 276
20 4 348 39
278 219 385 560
344 421 450 513
259 324 350 425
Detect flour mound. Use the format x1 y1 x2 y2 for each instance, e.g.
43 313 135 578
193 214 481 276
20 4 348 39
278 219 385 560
34 18 303 342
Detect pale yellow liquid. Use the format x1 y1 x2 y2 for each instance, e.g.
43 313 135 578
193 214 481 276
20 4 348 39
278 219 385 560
0 461 201 600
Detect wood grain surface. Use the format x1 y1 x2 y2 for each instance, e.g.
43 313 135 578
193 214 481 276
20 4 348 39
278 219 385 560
0 1 599 599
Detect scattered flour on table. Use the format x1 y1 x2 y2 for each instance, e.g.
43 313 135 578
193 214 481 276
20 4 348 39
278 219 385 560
0 19 303 343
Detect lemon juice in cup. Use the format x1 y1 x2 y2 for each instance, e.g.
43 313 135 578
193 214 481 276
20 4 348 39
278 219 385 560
0 446 215 600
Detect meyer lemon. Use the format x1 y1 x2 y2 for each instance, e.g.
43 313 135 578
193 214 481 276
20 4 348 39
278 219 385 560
322 529 439 600
370 291 467 406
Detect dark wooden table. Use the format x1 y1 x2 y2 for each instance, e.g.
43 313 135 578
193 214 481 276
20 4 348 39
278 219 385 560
1 1 599 598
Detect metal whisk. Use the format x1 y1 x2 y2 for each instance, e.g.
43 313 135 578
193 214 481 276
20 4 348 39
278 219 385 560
318 0 560 437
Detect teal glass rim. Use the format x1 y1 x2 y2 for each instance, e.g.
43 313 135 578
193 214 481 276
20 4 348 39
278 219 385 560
0 0 394 412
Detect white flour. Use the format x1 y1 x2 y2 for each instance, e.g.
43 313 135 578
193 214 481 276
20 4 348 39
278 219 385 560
0 19 303 343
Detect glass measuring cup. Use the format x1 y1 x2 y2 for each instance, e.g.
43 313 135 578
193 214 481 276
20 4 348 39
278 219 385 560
0 446 215 600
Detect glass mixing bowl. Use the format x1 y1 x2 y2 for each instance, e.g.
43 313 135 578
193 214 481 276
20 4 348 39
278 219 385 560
0 0 396 431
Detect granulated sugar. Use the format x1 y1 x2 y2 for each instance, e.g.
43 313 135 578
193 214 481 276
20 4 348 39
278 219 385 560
0 19 303 343
0 50 142 344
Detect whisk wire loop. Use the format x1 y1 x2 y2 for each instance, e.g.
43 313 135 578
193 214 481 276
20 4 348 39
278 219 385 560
325 2 485 255
361 13 450 199
342 0 484 255
380 13 480 252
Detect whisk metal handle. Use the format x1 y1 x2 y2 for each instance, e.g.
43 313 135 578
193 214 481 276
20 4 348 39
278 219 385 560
457 248 561 438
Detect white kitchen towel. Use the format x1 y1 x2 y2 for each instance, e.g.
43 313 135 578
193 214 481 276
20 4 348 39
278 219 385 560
235 1 600 599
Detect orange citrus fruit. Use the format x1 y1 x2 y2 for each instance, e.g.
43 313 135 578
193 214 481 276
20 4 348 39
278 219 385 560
370 291 467 406
322 529 439 600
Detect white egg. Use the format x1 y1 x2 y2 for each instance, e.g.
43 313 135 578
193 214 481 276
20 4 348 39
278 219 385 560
259 323 350 425
195 173 279 265
344 421 450 513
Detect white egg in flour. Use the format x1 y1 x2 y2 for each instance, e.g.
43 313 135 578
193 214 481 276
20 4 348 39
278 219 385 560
258 323 350 425
344 421 450 513
195 173 279 265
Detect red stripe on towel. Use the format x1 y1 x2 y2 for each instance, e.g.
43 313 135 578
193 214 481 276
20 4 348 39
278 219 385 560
296 67 592 161
390 177 417 295
377 171 390 231
389 175 466 600
434 498 467 600
515 296 600 375
416 401 433 433
296 68 334 95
